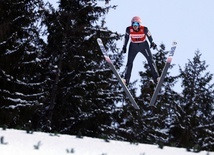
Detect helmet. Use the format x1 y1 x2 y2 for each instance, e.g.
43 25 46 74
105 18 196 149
131 16 142 25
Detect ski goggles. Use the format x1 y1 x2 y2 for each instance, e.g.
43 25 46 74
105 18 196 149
132 22 140 27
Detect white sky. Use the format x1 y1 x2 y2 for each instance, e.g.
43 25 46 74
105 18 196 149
104 0 214 93
47 0 214 93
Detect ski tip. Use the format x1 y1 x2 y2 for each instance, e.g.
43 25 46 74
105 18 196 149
166 56 173 63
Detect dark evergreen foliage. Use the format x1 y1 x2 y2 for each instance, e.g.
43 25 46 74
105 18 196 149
32 0 123 139
169 51 214 151
0 0 213 152
136 44 179 144
0 0 46 128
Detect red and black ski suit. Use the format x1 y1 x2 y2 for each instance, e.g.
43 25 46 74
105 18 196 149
123 25 159 84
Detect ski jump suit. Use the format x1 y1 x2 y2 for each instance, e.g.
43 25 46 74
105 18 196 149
123 25 159 84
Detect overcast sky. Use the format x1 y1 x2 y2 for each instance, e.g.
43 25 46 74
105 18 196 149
48 0 214 93
103 0 214 93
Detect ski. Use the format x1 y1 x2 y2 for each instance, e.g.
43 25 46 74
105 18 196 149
150 41 177 106
97 38 140 110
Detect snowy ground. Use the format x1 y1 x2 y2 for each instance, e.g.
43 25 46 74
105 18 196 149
0 128 213 155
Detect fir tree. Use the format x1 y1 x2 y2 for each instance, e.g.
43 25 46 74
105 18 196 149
35 0 124 139
137 43 179 145
0 0 47 128
169 50 214 151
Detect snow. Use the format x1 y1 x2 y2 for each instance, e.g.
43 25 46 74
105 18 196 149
0 128 213 155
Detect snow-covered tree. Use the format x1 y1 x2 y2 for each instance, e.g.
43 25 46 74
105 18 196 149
0 0 47 128
33 0 124 139
169 50 214 151
137 44 180 145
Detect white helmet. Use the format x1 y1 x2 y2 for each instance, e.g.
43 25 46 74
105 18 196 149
131 16 142 25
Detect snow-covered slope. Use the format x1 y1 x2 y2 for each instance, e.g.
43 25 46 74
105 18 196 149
0 128 213 155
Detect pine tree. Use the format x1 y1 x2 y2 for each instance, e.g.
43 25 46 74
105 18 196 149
136 44 179 145
169 50 214 151
0 0 47 128
35 0 124 139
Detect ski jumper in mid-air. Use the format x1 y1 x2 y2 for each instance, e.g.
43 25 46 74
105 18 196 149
122 16 159 85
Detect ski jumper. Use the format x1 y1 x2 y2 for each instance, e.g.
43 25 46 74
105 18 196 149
123 25 159 84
